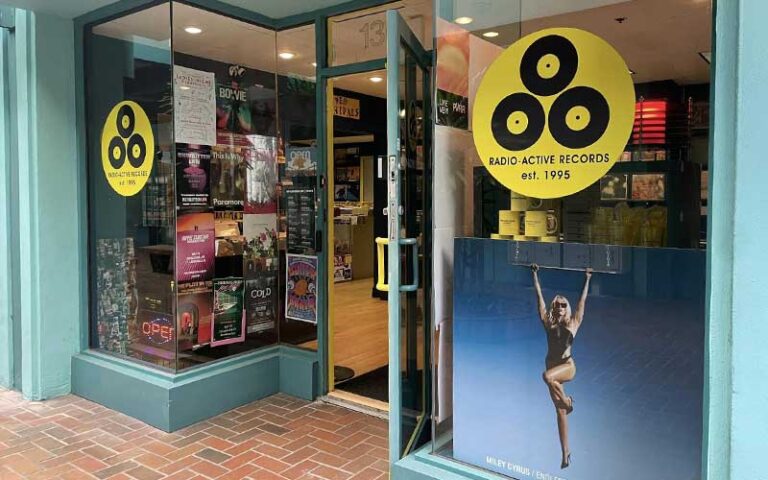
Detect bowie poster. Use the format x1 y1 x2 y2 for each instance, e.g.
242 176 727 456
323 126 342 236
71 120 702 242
176 143 211 210
285 254 318 324
211 278 245 346
176 213 215 284
452 238 704 480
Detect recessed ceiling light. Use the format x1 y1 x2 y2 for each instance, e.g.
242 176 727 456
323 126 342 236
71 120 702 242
454 16 473 25
369 76 383 83
184 26 202 34
278 52 295 60
483 31 499 38
311 62 317 67
699 51 711 64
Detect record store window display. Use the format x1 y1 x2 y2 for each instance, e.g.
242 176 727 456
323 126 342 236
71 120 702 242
86 2 298 371
433 1 712 479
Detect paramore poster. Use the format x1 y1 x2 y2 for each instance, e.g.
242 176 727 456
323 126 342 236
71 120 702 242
452 238 704 480
285 254 318 324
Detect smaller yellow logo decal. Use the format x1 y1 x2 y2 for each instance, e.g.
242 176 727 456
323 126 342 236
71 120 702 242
473 28 635 199
101 101 155 197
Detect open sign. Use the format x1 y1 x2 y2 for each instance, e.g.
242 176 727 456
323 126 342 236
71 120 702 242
140 312 174 345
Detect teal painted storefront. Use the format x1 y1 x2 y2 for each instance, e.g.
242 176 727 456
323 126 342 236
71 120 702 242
1 1 767 479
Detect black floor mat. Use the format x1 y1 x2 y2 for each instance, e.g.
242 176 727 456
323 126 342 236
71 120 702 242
336 365 389 402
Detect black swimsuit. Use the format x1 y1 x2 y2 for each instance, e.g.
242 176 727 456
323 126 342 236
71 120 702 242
545 322 574 366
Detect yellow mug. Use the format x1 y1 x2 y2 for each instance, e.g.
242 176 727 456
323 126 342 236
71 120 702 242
499 210 521 236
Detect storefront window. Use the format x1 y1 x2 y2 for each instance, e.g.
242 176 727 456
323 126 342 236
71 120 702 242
432 1 711 478
86 3 320 371
276 24 319 348
87 3 176 369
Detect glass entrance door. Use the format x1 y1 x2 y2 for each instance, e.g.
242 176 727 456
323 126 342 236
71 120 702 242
385 9 431 463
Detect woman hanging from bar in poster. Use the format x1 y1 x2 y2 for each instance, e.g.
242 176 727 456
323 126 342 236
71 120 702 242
531 264 592 469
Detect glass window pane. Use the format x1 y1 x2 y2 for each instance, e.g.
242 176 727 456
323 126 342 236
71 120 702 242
87 3 175 369
431 1 712 478
171 2 279 369
276 24 319 348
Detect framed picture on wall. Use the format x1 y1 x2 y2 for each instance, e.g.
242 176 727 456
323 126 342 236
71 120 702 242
600 174 629 200
631 173 666 201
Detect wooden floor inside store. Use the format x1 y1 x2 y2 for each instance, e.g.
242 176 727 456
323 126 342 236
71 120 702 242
303 278 389 379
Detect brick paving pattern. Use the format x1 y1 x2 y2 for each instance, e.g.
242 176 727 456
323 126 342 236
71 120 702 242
0 388 388 480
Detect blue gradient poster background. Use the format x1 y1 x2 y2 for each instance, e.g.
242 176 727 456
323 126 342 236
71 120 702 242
453 238 704 480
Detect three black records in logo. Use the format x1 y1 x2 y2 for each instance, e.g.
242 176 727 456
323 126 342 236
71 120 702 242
108 104 148 169
101 101 155 197
491 35 609 152
473 28 635 199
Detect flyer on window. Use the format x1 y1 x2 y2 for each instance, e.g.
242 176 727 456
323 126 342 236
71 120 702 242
176 213 215 284
211 145 247 211
174 65 217 146
285 254 318 324
177 281 213 349
244 214 278 277
285 146 317 177
176 143 211 211
245 273 277 335
211 278 245 346
245 135 278 214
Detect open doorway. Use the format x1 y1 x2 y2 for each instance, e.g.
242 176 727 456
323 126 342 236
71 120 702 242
327 69 390 410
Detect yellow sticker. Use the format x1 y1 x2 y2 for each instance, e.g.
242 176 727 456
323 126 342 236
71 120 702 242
100 101 155 197
473 28 635 199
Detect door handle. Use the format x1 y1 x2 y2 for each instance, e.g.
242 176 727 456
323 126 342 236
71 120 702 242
398 238 419 292
375 237 389 292
376 237 419 292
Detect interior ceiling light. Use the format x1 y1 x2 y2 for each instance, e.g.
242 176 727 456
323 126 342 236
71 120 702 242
278 52 295 60
369 76 384 83
483 31 499 38
699 51 711 64
184 26 202 34
311 62 317 67
454 16 473 25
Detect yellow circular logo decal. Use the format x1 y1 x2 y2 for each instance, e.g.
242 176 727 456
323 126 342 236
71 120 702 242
473 28 635 199
101 101 155 197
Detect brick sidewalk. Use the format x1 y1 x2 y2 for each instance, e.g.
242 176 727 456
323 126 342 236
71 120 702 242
0 388 388 480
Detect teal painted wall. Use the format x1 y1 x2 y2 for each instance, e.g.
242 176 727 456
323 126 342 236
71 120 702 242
0 19 14 389
13 9 81 400
725 1 768 478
